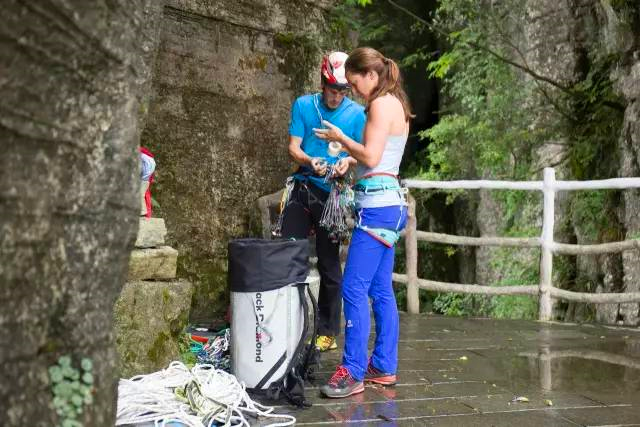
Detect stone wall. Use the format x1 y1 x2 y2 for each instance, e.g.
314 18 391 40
140 0 338 319
115 218 193 377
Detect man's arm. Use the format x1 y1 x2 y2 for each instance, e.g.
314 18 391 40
288 135 311 167
288 135 327 176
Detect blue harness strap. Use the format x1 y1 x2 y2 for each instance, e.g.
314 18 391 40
358 226 400 247
352 174 404 194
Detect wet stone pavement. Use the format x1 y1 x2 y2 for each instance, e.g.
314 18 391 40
261 314 640 426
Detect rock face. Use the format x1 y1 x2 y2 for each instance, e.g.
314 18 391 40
115 217 193 378
616 48 640 325
114 280 192 378
469 0 640 323
0 1 161 426
140 0 337 319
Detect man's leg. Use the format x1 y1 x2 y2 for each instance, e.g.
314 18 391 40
280 181 312 239
306 183 342 339
314 224 343 337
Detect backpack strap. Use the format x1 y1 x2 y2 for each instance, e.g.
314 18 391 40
262 283 313 407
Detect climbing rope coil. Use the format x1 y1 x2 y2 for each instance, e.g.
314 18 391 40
116 361 296 427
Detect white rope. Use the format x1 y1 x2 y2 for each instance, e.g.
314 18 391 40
116 362 296 427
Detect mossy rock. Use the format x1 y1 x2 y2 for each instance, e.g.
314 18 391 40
114 280 193 377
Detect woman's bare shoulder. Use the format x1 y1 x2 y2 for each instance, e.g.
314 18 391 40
370 94 405 127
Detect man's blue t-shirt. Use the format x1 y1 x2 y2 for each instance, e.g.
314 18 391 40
289 93 366 192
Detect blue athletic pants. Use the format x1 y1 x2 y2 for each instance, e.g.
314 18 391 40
341 205 407 381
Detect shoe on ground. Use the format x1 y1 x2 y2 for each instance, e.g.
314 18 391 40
364 362 397 386
320 365 364 398
315 335 338 352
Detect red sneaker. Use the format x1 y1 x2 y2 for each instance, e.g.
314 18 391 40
364 362 397 386
320 365 364 398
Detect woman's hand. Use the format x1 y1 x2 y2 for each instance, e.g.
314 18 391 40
331 157 355 177
313 120 345 144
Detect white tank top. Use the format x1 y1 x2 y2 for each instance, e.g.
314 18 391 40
354 133 408 208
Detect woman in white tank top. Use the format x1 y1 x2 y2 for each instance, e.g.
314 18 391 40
314 47 414 399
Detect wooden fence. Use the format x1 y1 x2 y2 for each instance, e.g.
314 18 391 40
392 168 640 320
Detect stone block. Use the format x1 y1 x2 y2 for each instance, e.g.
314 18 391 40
128 246 178 281
114 280 193 377
135 217 167 248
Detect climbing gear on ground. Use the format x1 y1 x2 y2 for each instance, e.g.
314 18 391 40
320 365 364 398
116 361 296 426
193 329 231 371
315 335 338 352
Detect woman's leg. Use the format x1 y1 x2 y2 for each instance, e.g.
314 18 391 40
341 227 387 381
368 244 399 375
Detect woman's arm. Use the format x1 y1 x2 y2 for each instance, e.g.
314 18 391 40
314 97 393 168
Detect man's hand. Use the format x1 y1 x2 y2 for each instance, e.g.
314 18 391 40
310 158 328 176
332 157 352 177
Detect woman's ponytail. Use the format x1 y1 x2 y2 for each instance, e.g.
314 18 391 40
346 47 414 122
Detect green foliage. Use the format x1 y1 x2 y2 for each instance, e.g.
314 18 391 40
178 333 197 367
488 247 539 319
49 355 94 427
570 191 608 240
433 293 469 317
421 0 550 183
432 245 539 319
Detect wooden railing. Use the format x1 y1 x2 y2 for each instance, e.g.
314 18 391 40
393 168 640 320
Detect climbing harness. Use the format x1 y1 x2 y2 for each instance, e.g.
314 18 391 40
352 173 407 195
116 361 296 427
272 176 326 238
352 174 408 247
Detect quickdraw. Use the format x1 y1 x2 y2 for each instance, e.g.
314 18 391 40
319 165 355 244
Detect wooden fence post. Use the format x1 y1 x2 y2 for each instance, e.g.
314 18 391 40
405 193 419 314
539 167 555 321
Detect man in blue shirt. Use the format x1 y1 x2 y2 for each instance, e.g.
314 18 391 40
280 52 366 352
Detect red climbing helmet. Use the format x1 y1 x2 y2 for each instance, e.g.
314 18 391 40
321 51 350 89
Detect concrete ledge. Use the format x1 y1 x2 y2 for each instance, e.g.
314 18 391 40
135 217 167 248
128 246 178 281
